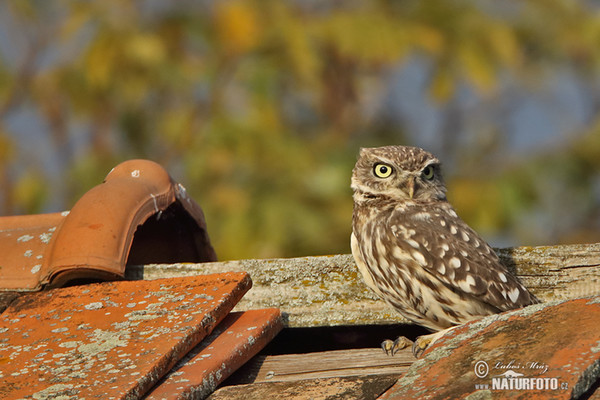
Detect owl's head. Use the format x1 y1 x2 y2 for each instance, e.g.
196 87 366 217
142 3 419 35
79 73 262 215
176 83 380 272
351 145 447 204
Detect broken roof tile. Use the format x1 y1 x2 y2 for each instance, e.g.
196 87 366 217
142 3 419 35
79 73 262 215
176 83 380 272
0 272 251 399
0 159 216 292
146 308 283 400
380 295 600 400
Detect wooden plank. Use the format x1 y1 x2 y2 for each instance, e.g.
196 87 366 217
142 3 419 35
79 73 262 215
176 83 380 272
226 348 413 384
495 244 600 300
127 243 600 327
208 374 400 400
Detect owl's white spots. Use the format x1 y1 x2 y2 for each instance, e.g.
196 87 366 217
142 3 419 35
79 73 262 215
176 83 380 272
498 272 508 283
438 248 446 258
391 224 416 239
441 243 450 251
449 257 461 269
411 251 427 266
412 212 432 221
472 238 480 248
448 209 458 218
461 231 470 242
439 219 446 227
458 276 476 293
447 268 455 280
508 288 520 303
450 225 458 235
465 275 476 287
460 250 468 257
436 262 446 274
406 239 420 249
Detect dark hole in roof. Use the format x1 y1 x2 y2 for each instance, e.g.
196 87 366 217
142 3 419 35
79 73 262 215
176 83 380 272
126 201 216 267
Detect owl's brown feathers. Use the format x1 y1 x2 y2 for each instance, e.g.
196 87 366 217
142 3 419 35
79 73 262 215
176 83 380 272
351 145 539 332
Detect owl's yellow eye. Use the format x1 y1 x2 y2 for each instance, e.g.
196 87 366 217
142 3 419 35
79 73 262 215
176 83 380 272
374 163 393 178
422 165 435 180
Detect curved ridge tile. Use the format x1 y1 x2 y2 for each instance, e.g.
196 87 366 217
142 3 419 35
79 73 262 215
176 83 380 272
0 159 216 291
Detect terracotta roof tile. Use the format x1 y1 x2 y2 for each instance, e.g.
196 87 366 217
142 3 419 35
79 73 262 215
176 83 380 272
0 272 251 399
0 212 64 290
380 296 600 399
146 309 283 399
0 159 216 291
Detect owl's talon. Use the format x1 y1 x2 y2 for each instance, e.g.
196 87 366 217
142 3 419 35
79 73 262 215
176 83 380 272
381 336 412 355
412 335 432 358
381 339 394 355
411 328 452 358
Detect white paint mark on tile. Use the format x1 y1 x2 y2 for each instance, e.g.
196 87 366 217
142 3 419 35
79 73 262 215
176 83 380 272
17 234 34 242
39 232 53 244
84 302 104 310
31 264 41 274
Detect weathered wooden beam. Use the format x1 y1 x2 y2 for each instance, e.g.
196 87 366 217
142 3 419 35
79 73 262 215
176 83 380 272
128 254 400 327
128 243 600 327
225 348 411 384
208 373 399 400
496 243 600 300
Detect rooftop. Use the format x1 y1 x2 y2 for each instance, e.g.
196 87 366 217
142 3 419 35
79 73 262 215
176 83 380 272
0 159 599 399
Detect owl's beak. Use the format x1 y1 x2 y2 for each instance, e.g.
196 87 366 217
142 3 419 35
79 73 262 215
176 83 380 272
407 176 415 199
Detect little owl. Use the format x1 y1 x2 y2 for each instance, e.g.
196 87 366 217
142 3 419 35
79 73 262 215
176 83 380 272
351 145 539 357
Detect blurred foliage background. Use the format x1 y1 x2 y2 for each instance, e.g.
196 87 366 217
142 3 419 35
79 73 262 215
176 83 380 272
1 0 600 260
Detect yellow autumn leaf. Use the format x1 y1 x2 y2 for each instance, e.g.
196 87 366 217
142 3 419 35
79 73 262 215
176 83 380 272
487 24 521 68
283 17 320 85
126 33 166 66
84 34 117 89
214 1 260 55
412 24 445 56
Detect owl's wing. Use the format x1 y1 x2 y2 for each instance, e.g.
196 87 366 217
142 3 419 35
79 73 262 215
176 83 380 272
387 204 539 312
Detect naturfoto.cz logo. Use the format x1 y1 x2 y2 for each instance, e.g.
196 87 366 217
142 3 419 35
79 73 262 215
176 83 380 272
473 360 568 391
